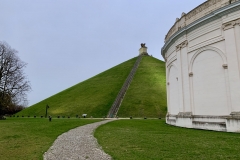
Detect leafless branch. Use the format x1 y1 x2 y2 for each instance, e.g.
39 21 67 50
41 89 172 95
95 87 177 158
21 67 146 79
0 42 31 116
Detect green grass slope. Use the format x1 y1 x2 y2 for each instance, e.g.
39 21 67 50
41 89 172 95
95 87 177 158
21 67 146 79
18 57 137 117
117 56 166 118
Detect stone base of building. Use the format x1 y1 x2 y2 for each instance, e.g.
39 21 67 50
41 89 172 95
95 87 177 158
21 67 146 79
166 112 240 133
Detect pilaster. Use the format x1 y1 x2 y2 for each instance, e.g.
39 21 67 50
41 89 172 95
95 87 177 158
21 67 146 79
176 44 184 112
166 65 170 114
176 40 191 113
180 41 191 113
235 19 240 76
222 18 240 112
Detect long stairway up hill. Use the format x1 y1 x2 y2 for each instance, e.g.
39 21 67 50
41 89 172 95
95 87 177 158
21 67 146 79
108 55 143 118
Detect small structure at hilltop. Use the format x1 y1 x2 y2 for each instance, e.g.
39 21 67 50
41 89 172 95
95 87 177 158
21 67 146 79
162 0 240 132
139 43 149 56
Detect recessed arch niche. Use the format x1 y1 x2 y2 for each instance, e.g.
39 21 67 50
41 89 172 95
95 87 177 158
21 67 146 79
190 47 228 115
168 64 179 115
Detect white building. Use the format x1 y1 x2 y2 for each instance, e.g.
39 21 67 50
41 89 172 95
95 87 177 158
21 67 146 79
161 0 240 132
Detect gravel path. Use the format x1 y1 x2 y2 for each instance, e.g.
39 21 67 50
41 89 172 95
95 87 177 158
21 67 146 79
44 119 116 160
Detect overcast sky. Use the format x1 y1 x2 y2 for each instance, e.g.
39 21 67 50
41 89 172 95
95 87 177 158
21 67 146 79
1 0 205 106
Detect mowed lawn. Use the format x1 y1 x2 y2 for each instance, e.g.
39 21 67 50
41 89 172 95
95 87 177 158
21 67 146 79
0 118 101 160
95 119 240 160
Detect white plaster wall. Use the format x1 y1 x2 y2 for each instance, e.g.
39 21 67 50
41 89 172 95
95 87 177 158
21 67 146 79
166 44 176 60
191 50 228 115
163 1 240 133
223 23 240 112
189 29 222 48
188 19 222 42
187 41 227 68
187 18 223 54
168 65 179 115
180 47 191 113
165 11 234 117
166 53 176 67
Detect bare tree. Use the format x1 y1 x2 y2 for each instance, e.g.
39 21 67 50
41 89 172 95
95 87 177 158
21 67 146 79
0 42 31 119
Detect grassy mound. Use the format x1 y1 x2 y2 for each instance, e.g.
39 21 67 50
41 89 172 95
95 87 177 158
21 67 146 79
18 57 137 117
18 56 166 118
117 56 166 118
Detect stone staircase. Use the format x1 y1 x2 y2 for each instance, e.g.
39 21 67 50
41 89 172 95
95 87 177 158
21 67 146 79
107 55 143 118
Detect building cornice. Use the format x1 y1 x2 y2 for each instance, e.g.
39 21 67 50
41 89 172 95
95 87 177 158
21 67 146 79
164 0 239 42
161 1 240 60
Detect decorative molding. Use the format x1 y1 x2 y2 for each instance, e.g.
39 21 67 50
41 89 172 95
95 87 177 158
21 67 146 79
237 19 240 25
222 18 240 30
165 44 177 60
222 64 228 69
161 1 240 59
188 36 224 53
176 45 181 52
181 40 188 48
230 112 240 118
193 115 230 118
230 112 240 115
167 114 178 118
165 0 238 42
181 12 186 17
176 40 188 51
166 56 177 67
189 46 227 73
167 64 178 86
177 112 192 118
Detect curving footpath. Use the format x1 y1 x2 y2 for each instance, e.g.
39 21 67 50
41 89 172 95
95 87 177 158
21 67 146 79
44 119 116 160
